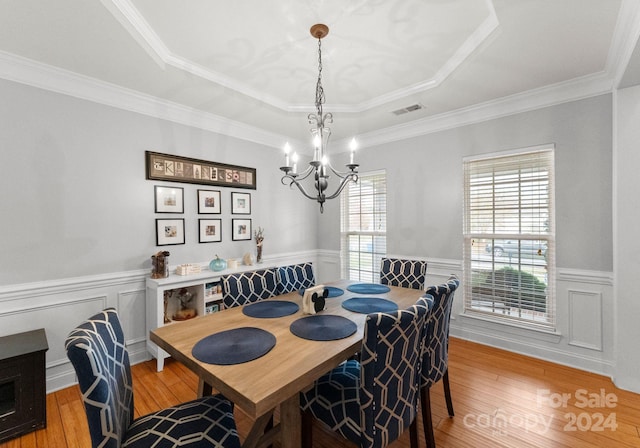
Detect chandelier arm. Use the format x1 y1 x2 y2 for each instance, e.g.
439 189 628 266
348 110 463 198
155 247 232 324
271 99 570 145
327 164 358 178
290 165 316 182
324 173 359 200
284 176 325 202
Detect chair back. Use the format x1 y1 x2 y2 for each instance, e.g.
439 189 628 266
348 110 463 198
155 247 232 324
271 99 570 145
421 276 460 387
276 262 316 294
65 308 133 448
221 268 278 308
379 258 427 290
359 295 434 448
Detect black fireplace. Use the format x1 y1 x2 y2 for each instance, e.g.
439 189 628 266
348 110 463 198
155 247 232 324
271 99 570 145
0 329 48 443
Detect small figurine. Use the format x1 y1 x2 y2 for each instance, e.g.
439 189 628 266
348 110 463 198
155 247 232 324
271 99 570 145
254 227 265 263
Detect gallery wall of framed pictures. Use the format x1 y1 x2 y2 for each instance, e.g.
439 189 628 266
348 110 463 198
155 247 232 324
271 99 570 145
153 183 254 246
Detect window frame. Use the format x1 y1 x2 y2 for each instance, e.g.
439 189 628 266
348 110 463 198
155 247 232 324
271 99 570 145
340 170 387 283
463 145 556 331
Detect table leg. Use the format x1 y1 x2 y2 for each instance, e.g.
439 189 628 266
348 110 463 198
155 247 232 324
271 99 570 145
279 394 301 448
242 411 277 448
197 378 213 397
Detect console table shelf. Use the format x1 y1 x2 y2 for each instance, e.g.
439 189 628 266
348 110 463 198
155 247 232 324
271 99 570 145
146 262 281 371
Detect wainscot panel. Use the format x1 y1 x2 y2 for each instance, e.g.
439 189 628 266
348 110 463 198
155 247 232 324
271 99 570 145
0 251 320 393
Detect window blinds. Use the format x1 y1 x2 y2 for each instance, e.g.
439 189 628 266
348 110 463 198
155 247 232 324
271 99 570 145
340 171 387 282
463 148 556 329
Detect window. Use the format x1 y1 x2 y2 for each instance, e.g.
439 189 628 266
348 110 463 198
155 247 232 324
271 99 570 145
341 170 387 282
463 147 555 330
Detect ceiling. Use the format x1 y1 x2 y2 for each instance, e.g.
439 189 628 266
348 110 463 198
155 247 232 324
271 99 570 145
1 0 640 153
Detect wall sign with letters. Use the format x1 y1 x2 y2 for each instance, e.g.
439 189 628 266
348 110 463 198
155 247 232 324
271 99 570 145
145 151 256 190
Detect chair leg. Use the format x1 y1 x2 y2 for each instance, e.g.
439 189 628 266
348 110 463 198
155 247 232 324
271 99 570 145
302 409 313 448
421 387 436 448
443 369 454 417
409 417 419 448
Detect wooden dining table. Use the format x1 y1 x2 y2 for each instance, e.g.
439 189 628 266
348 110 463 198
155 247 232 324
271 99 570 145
149 279 426 448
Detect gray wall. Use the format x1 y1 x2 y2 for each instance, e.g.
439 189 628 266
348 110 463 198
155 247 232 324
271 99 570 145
319 94 613 272
0 79 318 285
1 75 632 392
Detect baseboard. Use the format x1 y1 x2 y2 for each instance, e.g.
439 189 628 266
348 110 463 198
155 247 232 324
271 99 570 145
450 321 615 377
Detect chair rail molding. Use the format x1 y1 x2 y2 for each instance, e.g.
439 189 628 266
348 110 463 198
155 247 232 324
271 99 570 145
0 255 616 393
0 250 322 393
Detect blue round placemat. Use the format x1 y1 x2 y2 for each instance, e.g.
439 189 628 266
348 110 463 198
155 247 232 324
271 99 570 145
243 300 299 318
290 315 357 341
346 283 391 294
342 297 398 314
298 286 344 298
192 327 276 365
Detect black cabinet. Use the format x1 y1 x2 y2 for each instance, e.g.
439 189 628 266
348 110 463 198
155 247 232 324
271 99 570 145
0 329 48 443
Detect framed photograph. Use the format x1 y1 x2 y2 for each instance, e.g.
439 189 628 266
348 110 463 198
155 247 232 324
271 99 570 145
232 218 252 241
198 189 221 214
154 186 184 213
146 151 256 189
231 192 251 214
199 219 222 243
156 218 185 246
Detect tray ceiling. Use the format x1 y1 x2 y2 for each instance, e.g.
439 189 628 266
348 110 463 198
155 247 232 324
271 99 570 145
1 0 638 150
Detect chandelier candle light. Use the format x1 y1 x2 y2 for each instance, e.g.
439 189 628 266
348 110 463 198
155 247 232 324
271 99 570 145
280 24 359 213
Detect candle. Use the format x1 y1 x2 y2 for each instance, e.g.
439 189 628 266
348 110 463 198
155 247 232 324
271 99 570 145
349 138 357 165
313 135 321 162
284 142 291 167
292 152 299 173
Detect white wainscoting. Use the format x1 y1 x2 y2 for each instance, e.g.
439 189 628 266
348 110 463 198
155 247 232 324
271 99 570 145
317 251 615 379
452 267 614 377
567 289 603 351
0 252 615 393
0 271 149 393
0 252 320 393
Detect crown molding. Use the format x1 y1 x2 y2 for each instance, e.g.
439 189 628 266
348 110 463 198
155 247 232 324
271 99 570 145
0 50 292 150
345 0 499 113
102 0 498 114
0 48 617 153
345 69 615 151
98 0 168 69
609 0 640 87
102 0 298 111
2 1 637 154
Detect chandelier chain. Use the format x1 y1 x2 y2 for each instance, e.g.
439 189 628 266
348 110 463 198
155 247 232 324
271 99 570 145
315 37 325 122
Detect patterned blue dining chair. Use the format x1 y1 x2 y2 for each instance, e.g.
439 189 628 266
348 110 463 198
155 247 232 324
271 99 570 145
379 257 428 290
221 268 278 309
421 276 460 448
300 295 434 448
65 308 241 448
276 262 316 294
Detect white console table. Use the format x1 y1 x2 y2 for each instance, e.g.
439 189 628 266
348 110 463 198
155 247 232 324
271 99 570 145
146 261 285 371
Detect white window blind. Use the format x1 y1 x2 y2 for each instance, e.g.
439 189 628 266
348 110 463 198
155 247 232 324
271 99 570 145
341 171 387 282
463 147 555 330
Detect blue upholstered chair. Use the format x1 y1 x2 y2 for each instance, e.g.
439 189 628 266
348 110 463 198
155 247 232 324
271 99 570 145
65 308 241 448
276 262 315 294
379 257 428 290
421 276 460 448
300 295 434 448
221 268 278 309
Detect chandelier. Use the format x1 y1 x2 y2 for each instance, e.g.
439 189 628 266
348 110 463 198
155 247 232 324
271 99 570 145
280 24 359 213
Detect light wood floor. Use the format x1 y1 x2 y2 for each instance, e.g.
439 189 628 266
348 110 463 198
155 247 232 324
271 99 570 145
2 338 639 448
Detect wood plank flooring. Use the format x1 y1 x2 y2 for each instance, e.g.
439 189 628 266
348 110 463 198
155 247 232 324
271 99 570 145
2 338 639 447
